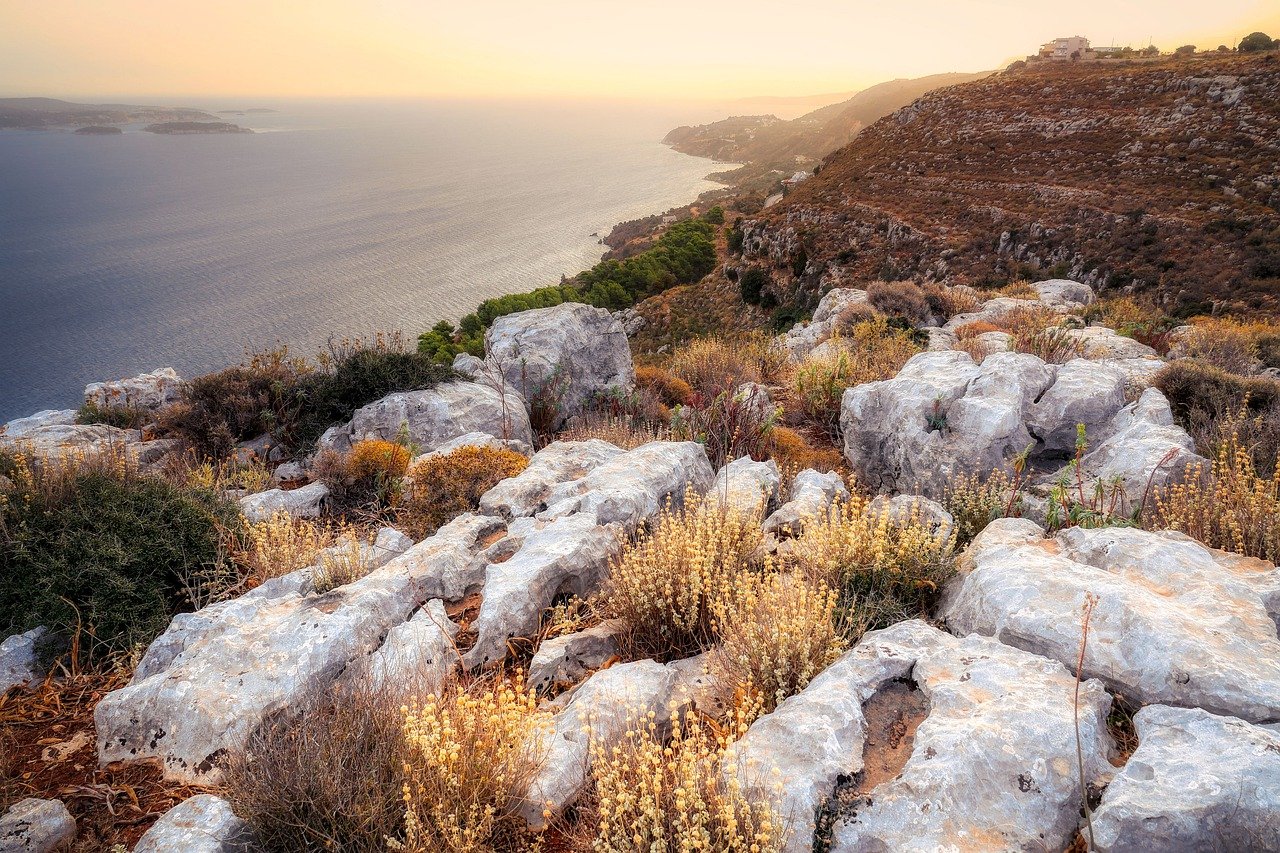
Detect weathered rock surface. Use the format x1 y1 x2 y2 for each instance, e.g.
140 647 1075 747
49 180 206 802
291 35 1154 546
1066 326 1160 360
408 430 531 466
238 481 329 523
725 620 1113 853
479 439 624 519
0 798 75 852
132 794 253 853
781 287 869 361
763 468 850 537
529 620 625 693
463 512 623 669
1025 358 1126 455
483 303 633 428
522 660 678 828
944 519 1280 722
1033 278 1096 308
540 440 714 528
0 409 140 461
95 513 503 782
361 599 458 694
709 456 780 516
1092 705 1280 853
318 380 532 456
0 627 47 695
84 367 184 412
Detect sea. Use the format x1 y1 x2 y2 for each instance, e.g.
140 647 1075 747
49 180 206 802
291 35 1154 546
0 97 767 421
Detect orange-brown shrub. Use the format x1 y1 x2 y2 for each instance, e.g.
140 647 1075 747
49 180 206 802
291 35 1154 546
397 445 529 538
634 365 694 407
922 282 983 319
766 426 845 473
866 280 931 326
666 333 784 399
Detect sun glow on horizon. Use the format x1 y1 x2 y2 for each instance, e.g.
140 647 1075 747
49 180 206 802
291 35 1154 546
3 0 1278 101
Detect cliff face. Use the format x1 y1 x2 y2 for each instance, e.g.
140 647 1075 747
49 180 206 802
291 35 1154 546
742 55 1280 313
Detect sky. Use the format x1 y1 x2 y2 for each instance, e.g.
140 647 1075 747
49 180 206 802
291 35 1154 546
2 0 1279 101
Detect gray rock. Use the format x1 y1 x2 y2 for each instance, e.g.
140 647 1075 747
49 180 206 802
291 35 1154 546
0 413 140 462
763 469 850 538
133 794 253 852
709 456 780 517
84 367 184 412
268 460 307 486
318 380 532 456
408 430 531 466
463 513 623 670
944 519 1280 722
94 513 503 782
483 303 633 428
529 620 626 692
0 798 75 852
238 481 329 523
1066 326 1160 360
1026 358 1127 455
781 288 870 361
451 352 484 379
540 440 714 529
360 599 458 695
1092 705 1280 853
479 439 625 519
1033 278 1096 308
0 627 47 695
867 494 955 539
522 659 678 828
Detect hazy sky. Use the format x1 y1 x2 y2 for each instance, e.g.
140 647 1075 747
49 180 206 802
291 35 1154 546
3 0 1278 100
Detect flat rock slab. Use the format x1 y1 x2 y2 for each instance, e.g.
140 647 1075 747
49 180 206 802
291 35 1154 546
238 481 329 523
1092 705 1280 852
133 794 253 852
944 519 1280 722
479 439 624 519
0 798 75 852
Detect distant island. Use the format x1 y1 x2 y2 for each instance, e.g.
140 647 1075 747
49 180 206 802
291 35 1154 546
218 108 276 114
0 97 219 131
143 121 252 135
73 125 123 135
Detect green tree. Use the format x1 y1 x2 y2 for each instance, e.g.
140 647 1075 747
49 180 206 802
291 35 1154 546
1238 31 1275 52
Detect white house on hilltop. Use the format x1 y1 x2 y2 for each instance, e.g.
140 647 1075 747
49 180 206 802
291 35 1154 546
1038 36 1091 60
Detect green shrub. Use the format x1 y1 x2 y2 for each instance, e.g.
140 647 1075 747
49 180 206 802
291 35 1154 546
0 455 241 660
739 267 770 305
76 401 149 430
702 205 725 225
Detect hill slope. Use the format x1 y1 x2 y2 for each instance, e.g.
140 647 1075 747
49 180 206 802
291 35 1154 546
0 97 216 129
741 54 1280 313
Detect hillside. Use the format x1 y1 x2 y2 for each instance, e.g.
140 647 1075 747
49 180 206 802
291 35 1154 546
0 97 216 129
662 72 991 192
739 54 1280 314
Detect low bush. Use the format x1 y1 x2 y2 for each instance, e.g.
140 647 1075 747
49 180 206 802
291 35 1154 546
765 426 845 473
237 511 335 587
599 492 762 660
790 494 956 638
1015 325 1085 364
75 401 149 430
866 280 932 326
666 332 784 400
1084 296 1176 352
941 469 1020 546
738 266 770 305
397 446 529 539
588 708 781 853
222 678 409 853
1153 361 1280 477
397 674 550 852
0 452 241 660
558 413 672 450
671 384 777 470
921 282 982 319
345 439 412 503
634 365 693 408
712 571 845 712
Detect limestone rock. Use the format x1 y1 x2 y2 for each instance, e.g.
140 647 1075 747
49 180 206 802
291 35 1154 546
0 410 139 461
483 303 633 428
94 513 502 782
408 430 531 466
529 620 625 692
361 599 458 694
0 627 47 695
867 494 955 539
540 440 714 529
763 468 850 538
133 794 253 853
1066 326 1160 360
479 439 625 519
318 380 532 456
522 660 678 828
0 798 75 852
463 513 623 669
238 481 329 523
941 296 1051 333
84 367 184 412
1092 706 1280 852
709 456 780 517
944 519 1280 722
781 288 870 360
1026 358 1127 455
1033 278 1096 308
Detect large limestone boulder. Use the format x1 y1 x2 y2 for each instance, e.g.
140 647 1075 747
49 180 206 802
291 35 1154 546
0 627 48 695
781 288 870 361
943 519 1280 722
1032 278 1096 308
463 512 623 670
1091 706 1280 852
763 468 850 538
479 439 625 519
0 409 140 462
1025 359 1127 455
133 794 253 853
1065 326 1160 360
94 513 504 782
708 456 780 517
483 303 633 428
317 380 532 456
237 481 329 523
0 798 76 852
725 620 1114 853
84 367 184 412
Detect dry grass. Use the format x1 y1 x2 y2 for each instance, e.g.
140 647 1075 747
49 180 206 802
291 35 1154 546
921 282 983 318
236 510 335 586
634 365 694 408
866 280 932 326
941 469 1018 546
397 445 529 539
989 280 1039 299
312 537 373 593
182 455 272 494
559 414 673 449
712 571 845 713
587 705 782 853
396 673 550 853
666 333 786 400
670 384 777 470
598 492 763 660
1178 316 1280 374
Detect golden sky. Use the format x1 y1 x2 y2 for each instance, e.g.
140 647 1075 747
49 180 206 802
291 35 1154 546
2 0 1278 100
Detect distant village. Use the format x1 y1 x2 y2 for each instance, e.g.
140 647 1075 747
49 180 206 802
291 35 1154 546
1029 32 1277 63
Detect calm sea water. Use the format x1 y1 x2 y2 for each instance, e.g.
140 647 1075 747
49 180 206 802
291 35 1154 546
0 98 731 421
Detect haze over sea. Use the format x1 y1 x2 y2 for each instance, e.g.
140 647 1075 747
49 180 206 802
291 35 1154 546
0 97 762 421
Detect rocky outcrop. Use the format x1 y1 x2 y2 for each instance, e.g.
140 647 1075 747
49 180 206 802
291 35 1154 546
708 456 780 517
479 439 625 519
781 288 870 361
84 367 184 412
483 303 634 428
725 620 1114 853
763 468 849 538
944 519 1280 722
237 481 329 523
0 627 48 695
1065 326 1160 360
1091 706 1280 852
1032 278 1095 308
317 381 532 456
528 620 625 693
0 798 76 852
133 794 253 853
0 409 139 461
